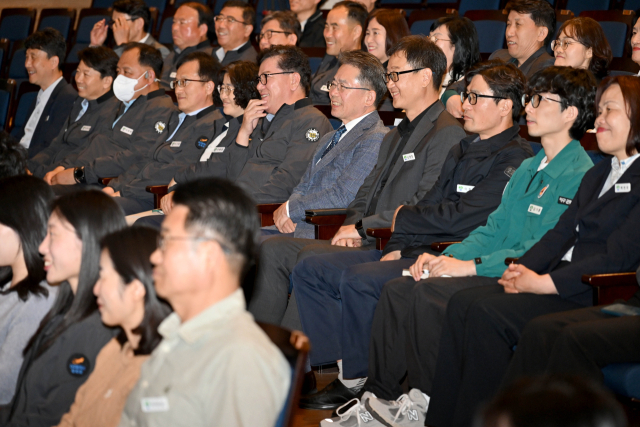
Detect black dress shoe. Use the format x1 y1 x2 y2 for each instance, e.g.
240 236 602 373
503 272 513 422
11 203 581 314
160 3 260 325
301 371 317 395
298 379 361 410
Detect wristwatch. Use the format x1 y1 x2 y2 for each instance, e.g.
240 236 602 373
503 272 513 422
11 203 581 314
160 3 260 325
355 219 367 239
73 167 86 184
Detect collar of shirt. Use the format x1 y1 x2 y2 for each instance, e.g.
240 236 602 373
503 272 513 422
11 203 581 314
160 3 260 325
158 289 246 345
216 41 247 61
185 105 209 117
512 45 547 68
38 76 64 102
342 111 373 134
138 33 150 44
397 100 435 137
612 152 640 174
122 98 137 110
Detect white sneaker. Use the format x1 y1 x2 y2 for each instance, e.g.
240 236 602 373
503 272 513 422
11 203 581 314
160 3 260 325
365 389 429 427
320 392 384 426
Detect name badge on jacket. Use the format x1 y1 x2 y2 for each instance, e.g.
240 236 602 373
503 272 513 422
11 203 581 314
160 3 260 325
213 147 225 153
141 397 170 413
528 204 543 215
615 183 630 193
81 125 91 132
457 184 474 193
403 153 415 162
120 126 134 135
170 141 181 148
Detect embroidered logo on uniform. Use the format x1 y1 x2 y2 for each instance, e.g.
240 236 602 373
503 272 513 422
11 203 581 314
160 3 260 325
538 184 550 199
407 409 420 421
67 354 90 377
306 128 320 142
504 166 516 178
360 411 375 422
558 196 572 206
195 136 209 149
155 121 166 133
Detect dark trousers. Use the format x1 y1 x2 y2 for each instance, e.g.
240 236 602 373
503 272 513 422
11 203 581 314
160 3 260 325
501 304 640 388
51 183 102 196
293 250 414 378
115 196 154 215
365 274 498 400
133 214 164 228
425 285 583 427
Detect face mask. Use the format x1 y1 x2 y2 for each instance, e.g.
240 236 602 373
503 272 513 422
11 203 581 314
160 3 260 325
113 71 149 102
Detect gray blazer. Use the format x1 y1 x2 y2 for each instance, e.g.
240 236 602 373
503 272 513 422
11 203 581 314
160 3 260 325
489 46 555 78
288 111 389 238
345 101 466 243
114 33 170 60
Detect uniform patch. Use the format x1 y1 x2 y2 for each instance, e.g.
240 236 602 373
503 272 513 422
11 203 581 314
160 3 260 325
154 121 166 133
538 184 550 198
504 166 516 178
558 196 572 206
67 354 90 377
195 136 209 149
305 128 320 142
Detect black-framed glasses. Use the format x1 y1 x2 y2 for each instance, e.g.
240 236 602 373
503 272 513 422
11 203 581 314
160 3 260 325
213 15 249 25
157 234 231 254
551 38 583 51
327 80 371 92
108 18 134 27
255 30 291 42
522 93 563 108
460 91 507 105
382 67 426 83
170 78 208 89
256 71 294 85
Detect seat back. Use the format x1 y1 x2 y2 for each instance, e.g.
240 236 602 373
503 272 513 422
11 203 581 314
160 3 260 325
254 0 291 34
75 8 113 44
7 45 28 91
256 322 309 427
38 9 77 40
0 38 9 78
464 10 507 53
301 47 326 74
579 10 635 58
459 0 501 16
10 84 38 138
408 9 458 35
0 9 36 42
157 15 174 45
564 0 611 16
0 78 16 131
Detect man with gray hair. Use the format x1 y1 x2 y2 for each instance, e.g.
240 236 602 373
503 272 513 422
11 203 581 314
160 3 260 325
263 50 389 238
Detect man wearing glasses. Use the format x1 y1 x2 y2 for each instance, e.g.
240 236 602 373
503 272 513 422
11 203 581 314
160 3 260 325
257 11 301 51
100 52 225 215
159 2 217 89
214 0 259 66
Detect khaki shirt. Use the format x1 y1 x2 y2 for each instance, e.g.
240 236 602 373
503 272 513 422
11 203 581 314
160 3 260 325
119 289 290 427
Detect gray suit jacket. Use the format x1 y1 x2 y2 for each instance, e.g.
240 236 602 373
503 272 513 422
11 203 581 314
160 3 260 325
114 33 170 59
344 100 466 244
288 111 388 238
489 46 555 78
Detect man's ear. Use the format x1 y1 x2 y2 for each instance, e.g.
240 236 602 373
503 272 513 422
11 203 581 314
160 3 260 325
50 55 60 72
289 71 302 92
244 24 254 38
198 23 209 39
562 104 579 125
536 25 549 43
363 89 376 108
205 80 215 96
351 25 363 46
288 34 298 46
421 67 433 88
102 75 114 90
499 98 513 118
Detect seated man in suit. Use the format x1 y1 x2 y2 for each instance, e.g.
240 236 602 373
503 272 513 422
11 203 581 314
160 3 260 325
262 50 388 239
214 0 259 66
310 1 367 105
90 0 170 59
50 43 177 190
292 0 326 47
29 47 121 180
102 52 223 215
257 11 301 51
159 2 216 89
18 28 77 159
248 36 465 349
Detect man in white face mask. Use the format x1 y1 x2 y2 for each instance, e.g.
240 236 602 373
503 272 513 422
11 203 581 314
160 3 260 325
51 43 177 191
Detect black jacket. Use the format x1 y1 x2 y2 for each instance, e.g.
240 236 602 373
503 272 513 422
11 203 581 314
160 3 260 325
219 41 258 66
385 125 534 257
520 157 640 306
16 78 78 159
1 312 115 427
299 10 326 48
28 91 120 178
310 55 339 105
159 40 216 90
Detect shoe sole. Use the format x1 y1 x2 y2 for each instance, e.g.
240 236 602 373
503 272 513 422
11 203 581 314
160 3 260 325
298 401 346 410
364 399 398 427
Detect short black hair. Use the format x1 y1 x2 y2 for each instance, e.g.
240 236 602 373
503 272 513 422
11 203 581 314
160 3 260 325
24 28 66 71
259 45 312 96
338 50 387 107
173 178 260 280
505 0 556 48
122 42 164 79
77 46 119 79
221 0 256 26
113 0 152 33
0 132 27 179
334 1 368 36
213 60 260 109
465 60 527 122
261 10 302 44
431 16 480 83
527 66 596 140
388 35 447 92
176 51 221 84
179 2 214 29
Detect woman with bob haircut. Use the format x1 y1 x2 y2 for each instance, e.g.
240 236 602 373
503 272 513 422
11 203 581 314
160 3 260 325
0 176 56 404
56 226 172 427
553 17 612 82
1 191 126 427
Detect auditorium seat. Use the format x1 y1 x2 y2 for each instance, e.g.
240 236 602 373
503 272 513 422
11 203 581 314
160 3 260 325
0 9 36 44
408 8 458 36
37 9 77 41
156 8 175 47
0 78 16 132
463 9 507 53
66 8 113 65
0 38 8 78
609 58 639 76
9 83 38 139
564 0 611 16
458 0 501 17
254 0 291 34
300 47 325 74
6 45 28 97
579 10 635 58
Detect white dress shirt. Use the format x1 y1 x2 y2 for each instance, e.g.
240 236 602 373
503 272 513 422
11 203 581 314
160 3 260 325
20 76 63 149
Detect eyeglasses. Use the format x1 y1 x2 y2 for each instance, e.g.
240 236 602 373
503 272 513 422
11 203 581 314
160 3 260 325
256 71 293 85
213 15 248 25
157 234 231 253
551 39 583 51
522 93 563 108
170 78 208 89
382 67 426 83
217 84 235 95
108 18 134 27
460 91 507 105
327 80 371 92
428 34 451 43
256 30 291 42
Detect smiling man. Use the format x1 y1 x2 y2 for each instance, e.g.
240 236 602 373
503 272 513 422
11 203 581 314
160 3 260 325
28 47 121 180
257 11 301 51
310 1 367 105
17 28 77 159
214 0 258 66
489 0 555 79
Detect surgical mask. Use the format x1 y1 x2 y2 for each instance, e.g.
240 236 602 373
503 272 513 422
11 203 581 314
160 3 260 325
113 71 149 102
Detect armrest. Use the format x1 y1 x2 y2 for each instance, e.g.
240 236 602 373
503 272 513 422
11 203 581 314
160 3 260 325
146 185 169 210
98 177 116 186
505 257 520 265
430 241 462 253
582 272 639 306
305 208 348 217
366 228 391 251
304 212 346 240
